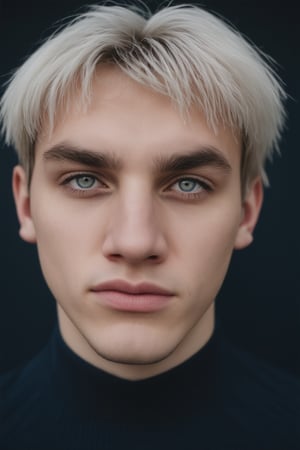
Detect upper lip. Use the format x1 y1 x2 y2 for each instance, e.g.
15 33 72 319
90 279 173 296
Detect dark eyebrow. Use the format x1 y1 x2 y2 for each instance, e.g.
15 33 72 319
155 146 232 173
43 143 122 170
43 143 232 174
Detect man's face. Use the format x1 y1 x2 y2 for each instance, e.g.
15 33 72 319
13 66 262 379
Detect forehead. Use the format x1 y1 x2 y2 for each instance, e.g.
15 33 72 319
35 66 241 167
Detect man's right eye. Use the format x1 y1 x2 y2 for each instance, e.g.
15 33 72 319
69 175 97 190
61 173 109 196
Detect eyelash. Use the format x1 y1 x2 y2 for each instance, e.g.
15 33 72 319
61 173 212 199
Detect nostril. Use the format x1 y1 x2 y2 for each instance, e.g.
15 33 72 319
148 255 159 260
109 254 122 260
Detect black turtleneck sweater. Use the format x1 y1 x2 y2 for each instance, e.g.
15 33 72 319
0 323 299 450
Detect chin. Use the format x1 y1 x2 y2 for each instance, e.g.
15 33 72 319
87 325 179 367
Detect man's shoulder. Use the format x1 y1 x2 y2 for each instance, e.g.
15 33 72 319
0 364 25 415
220 335 300 407
218 334 299 439
0 340 53 417
214 334 300 448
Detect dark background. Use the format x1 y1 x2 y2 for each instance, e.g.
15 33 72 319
0 0 299 375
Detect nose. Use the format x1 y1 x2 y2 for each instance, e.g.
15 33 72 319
102 187 168 265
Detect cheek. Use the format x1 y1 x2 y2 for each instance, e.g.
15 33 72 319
30 197 95 298
171 201 242 290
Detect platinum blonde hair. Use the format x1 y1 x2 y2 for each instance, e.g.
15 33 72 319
0 3 286 190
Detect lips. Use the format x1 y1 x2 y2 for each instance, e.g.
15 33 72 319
90 279 174 312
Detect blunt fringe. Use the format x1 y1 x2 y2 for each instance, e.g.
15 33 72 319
0 3 287 190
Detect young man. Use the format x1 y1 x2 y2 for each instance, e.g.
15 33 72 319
0 3 299 449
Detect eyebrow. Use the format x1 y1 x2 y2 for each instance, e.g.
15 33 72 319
43 143 232 173
43 144 121 170
155 146 232 173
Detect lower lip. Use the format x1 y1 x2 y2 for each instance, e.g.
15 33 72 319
91 290 173 312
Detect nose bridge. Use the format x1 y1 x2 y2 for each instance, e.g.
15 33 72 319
103 178 167 262
117 180 158 244
121 180 153 225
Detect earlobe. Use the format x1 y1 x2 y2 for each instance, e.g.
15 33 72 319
12 165 37 243
234 177 264 250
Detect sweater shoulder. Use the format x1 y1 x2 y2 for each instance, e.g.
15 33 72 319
221 336 300 408
0 341 53 428
219 336 300 442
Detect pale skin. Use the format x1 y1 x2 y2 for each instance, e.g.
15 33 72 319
13 66 263 380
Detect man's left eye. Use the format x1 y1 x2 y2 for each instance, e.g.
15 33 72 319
172 178 206 193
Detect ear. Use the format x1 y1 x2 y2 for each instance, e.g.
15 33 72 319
234 177 263 250
12 165 37 243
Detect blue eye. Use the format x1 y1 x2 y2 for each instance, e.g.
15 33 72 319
61 172 110 196
177 178 201 193
73 175 96 189
172 177 205 194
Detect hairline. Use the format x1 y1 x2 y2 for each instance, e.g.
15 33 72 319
1 3 287 194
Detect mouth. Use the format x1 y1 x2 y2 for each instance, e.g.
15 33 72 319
90 279 174 312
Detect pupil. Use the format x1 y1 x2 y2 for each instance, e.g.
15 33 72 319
179 179 196 192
